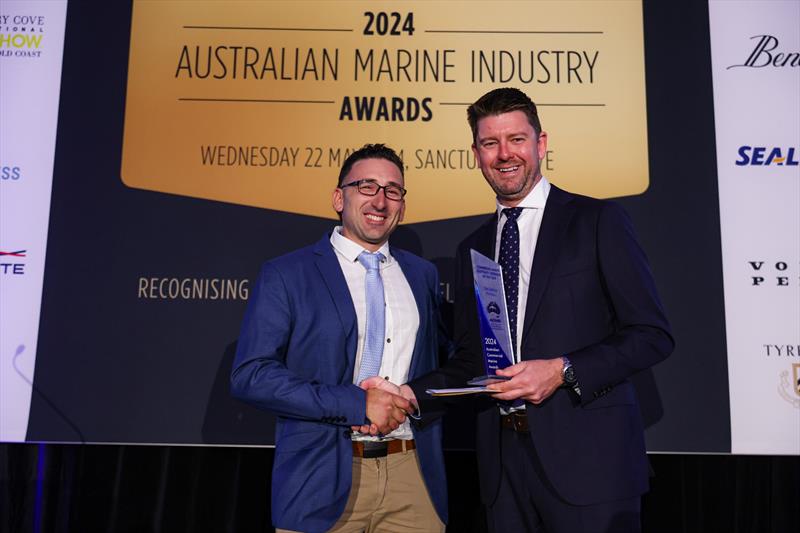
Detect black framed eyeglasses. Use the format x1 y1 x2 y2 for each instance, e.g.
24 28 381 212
340 179 407 201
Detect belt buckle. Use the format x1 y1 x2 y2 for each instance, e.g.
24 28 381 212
512 414 526 432
361 441 389 458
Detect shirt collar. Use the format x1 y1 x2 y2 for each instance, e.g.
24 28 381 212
330 226 392 263
495 176 550 218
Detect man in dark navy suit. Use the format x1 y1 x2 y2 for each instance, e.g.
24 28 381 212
367 88 674 532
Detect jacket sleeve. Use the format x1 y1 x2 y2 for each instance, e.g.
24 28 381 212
569 202 675 405
230 262 366 426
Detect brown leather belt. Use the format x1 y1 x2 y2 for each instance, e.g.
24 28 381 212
500 412 529 433
352 439 416 458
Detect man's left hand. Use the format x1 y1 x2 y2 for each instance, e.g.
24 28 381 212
488 358 563 403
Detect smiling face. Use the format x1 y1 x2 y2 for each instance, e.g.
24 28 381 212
472 110 548 207
332 157 406 251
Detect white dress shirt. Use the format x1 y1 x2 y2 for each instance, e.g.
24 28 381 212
330 227 418 440
493 176 551 362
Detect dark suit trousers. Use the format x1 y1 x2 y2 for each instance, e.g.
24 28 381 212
487 425 642 533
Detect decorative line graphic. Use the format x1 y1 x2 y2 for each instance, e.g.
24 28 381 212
0 250 27 257
439 102 606 107
425 30 604 35
178 98 335 104
183 25 353 32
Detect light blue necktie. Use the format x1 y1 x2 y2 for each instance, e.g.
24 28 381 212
356 251 386 384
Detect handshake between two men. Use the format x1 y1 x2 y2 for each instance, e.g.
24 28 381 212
354 376 418 436
353 357 568 435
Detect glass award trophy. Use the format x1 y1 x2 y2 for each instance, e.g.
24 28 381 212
466 249 514 386
425 249 514 396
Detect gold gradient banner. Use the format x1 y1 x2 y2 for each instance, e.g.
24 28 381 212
121 1 648 223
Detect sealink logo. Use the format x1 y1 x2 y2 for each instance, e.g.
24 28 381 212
736 146 799 166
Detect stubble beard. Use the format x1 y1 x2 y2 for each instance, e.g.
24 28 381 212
486 167 540 203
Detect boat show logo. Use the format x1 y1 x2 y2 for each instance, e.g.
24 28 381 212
0 12 46 59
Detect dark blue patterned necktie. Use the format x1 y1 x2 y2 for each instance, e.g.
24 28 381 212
499 207 522 359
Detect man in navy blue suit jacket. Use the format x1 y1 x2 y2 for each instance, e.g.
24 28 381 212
231 144 447 532
369 89 674 532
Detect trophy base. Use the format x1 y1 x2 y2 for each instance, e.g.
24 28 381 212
467 375 511 386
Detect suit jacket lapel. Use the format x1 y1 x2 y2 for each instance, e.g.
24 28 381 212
520 186 575 345
475 214 498 261
313 235 358 365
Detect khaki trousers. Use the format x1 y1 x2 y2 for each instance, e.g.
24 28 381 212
278 449 444 533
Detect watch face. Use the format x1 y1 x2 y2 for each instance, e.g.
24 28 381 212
563 365 576 384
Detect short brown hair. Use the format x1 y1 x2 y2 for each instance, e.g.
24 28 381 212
467 88 542 140
337 144 404 187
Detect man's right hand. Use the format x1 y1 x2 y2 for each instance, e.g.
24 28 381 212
363 388 411 435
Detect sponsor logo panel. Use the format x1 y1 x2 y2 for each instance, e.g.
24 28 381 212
710 0 799 453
